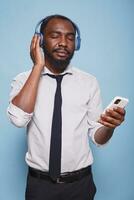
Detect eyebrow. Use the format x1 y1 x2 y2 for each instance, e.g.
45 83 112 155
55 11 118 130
47 26 75 34
51 30 75 34
48 30 75 37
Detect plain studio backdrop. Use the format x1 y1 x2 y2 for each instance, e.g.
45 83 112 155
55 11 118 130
0 0 133 199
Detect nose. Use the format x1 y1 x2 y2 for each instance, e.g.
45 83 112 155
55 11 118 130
58 35 67 47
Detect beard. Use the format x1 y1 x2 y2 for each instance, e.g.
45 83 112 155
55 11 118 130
43 46 74 72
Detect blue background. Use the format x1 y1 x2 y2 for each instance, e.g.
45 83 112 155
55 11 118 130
0 0 133 199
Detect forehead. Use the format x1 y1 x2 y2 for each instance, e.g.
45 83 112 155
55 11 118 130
44 18 76 34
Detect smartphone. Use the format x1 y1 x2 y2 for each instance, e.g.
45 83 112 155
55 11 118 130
103 96 129 114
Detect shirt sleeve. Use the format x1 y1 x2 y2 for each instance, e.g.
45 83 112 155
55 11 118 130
7 72 33 128
87 77 106 147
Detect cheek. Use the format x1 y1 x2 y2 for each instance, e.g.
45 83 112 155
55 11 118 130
44 43 54 53
44 39 56 49
68 41 75 51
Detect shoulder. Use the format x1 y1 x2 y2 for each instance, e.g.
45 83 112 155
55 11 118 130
10 70 32 89
71 66 98 83
12 70 31 83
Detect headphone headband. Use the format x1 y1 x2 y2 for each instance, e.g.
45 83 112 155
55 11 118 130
34 15 81 51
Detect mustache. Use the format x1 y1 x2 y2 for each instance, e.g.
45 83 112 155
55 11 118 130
52 48 70 54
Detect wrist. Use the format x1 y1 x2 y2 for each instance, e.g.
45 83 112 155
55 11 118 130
33 64 44 71
103 126 115 133
32 64 44 75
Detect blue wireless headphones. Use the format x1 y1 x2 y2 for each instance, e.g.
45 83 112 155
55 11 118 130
34 15 81 51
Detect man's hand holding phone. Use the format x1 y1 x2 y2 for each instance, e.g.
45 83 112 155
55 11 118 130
98 96 128 129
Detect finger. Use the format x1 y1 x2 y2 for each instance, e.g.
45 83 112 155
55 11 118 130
33 35 41 58
113 107 126 115
30 35 39 60
98 119 116 128
105 109 123 120
35 35 41 49
30 35 38 51
100 114 124 126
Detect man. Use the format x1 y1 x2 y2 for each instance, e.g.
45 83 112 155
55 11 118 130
7 15 125 200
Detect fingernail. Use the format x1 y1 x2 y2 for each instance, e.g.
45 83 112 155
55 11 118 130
113 106 118 110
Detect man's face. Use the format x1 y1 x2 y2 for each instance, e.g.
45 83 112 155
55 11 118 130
42 18 76 70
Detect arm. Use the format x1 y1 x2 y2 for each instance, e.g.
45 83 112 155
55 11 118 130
12 35 45 113
94 107 125 145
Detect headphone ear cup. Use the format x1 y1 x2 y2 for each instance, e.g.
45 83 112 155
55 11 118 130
40 33 44 48
75 37 78 50
75 36 81 51
34 33 44 48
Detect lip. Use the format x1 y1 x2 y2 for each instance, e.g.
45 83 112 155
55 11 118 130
54 49 69 57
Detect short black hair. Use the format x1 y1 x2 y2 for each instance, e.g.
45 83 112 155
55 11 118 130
40 14 77 34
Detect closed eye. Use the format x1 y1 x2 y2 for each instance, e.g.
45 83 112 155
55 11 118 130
67 33 75 41
50 32 60 38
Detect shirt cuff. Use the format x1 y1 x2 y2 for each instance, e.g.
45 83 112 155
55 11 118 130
7 102 33 127
89 121 108 147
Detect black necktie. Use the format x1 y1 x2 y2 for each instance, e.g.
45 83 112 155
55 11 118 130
47 74 64 181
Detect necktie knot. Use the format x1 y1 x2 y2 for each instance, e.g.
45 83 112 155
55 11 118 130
46 73 69 84
55 75 63 84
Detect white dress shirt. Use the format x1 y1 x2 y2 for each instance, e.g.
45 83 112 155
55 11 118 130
7 65 104 173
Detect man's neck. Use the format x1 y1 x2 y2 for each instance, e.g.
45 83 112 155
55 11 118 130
45 66 65 75
45 60 69 75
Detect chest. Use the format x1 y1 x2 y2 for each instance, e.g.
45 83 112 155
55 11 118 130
36 77 91 110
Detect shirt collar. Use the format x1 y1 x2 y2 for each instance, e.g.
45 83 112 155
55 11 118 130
41 64 73 76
